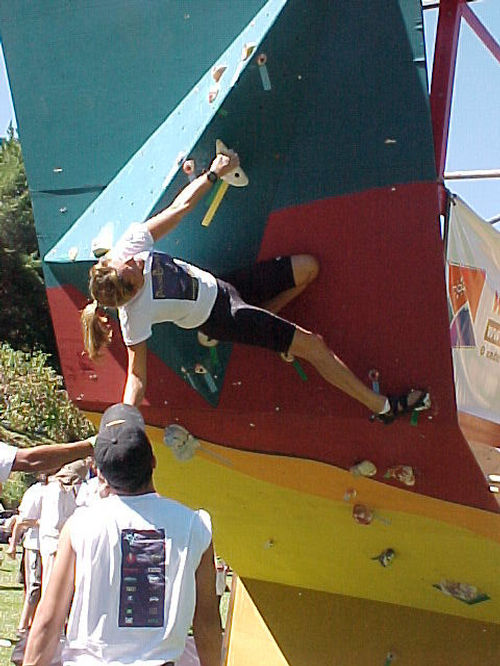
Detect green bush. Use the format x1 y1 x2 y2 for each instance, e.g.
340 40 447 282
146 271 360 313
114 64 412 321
1 472 34 510
0 343 95 443
0 343 96 508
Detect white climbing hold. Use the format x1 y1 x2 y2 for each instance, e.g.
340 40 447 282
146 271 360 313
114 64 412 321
68 246 78 261
215 139 249 187
241 42 256 60
197 331 219 347
91 222 114 258
350 460 377 477
164 424 200 462
182 159 195 175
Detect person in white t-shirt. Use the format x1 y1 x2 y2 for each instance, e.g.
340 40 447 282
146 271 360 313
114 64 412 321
24 403 222 666
38 460 88 592
80 151 430 423
75 464 109 507
6 476 46 633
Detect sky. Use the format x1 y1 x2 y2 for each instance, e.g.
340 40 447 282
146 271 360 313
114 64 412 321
423 0 500 222
0 1 499 221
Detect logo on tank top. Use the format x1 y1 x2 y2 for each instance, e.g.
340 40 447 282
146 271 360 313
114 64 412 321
151 252 198 301
119 528 166 627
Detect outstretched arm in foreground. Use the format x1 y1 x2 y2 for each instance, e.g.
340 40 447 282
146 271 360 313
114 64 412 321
23 525 75 666
193 542 223 666
12 440 94 475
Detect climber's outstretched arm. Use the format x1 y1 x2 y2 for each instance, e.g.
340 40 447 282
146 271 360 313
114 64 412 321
146 152 239 242
123 341 148 406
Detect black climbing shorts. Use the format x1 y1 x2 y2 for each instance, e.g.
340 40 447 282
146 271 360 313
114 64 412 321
199 256 297 353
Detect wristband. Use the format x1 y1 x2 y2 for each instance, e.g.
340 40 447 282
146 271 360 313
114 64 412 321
207 170 218 183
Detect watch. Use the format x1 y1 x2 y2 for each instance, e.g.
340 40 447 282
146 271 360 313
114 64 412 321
207 170 218 183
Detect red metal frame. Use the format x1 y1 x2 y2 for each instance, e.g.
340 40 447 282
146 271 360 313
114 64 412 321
430 0 463 213
429 0 500 214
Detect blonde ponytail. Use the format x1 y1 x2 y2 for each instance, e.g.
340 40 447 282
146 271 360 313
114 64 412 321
81 300 113 360
82 260 137 358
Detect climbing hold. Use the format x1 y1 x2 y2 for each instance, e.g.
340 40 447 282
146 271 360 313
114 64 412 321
197 331 220 367
433 580 490 605
279 352 308 381
164 424 200 462
68 246 78 261
59 206 68 213
182 159 196 182
384 138 397 145
181 366 197 389
384 652 397 665
368 369 380 393
53 167 63 173
372 548 395 567
208 85 219 103
343 487 357 502
182 159 195 175
194 363 217 393
215 139 249 186
352 504 373 525
212 64 227 82
241 42 256 60
350 460 377 478
256 52 272 91
91 222 114 258
197 331 219 347
263 539 274 549
384 465 415 486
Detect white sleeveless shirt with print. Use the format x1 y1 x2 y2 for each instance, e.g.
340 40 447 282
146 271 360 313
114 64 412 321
63 492 212 665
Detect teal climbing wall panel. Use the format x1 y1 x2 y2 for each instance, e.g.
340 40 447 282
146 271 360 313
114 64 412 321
1 0 437 406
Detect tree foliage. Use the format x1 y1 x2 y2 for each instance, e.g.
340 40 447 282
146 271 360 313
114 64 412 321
0 344 95 443
0 129 58 359
0 343 96 508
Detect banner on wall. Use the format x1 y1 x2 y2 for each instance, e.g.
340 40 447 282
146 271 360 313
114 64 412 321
446 196 500 424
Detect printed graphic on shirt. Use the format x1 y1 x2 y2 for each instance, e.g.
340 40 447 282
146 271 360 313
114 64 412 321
119 528 166 628
151 252 198 301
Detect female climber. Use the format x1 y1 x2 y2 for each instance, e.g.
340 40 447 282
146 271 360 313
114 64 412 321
81 150 430 422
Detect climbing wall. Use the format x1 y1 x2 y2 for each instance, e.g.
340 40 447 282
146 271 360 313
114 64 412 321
2 1 499 663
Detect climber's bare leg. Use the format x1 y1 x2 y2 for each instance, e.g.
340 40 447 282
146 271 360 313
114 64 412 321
288 326 387 413
263 255 319 314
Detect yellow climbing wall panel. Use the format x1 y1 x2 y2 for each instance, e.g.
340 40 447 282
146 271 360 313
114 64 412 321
86 412 500 626
225 578 500 665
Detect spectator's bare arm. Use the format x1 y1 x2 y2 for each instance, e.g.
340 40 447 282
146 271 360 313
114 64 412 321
12 439 94 474
23 524 75 666
192 541 223 666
